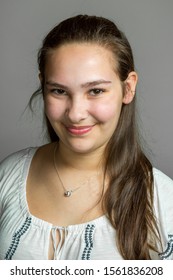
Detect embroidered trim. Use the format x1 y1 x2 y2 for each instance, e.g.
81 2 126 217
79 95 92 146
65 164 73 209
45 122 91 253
82 224 95 260
5 217 32 260
159 234 173 260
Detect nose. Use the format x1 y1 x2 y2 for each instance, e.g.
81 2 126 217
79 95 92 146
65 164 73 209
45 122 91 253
66 96 88 123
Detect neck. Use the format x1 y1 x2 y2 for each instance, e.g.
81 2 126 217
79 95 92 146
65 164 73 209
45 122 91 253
56 142 105 172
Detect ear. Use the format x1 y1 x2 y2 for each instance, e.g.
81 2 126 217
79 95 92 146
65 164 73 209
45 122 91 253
39 73 42 83
38 73 45 99
123 71 138 104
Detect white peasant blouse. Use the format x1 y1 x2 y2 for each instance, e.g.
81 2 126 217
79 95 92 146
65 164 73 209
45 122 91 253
0 148 173 260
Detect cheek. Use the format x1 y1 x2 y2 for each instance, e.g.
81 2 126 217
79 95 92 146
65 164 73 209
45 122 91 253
91 101 122 123
44 99 64 121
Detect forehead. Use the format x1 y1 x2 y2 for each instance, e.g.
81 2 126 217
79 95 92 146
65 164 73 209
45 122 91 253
45 43 117 71
44 43 122 90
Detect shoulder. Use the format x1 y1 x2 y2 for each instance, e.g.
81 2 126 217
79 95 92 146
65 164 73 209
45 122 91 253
153 167 173 210
0 143 55 185
153 168 173 236
0 147 37 175
0 147 38 214
152 168 173 259
153 168 173 197
0 147 38 194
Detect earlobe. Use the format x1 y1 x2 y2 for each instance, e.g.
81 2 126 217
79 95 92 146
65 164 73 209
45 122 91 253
123 71 138 104
123 89 136 104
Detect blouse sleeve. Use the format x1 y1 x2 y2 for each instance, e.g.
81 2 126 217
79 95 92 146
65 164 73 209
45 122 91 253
153 168 173 260
0 149 28 217
0 158 5 216
0 153 16 216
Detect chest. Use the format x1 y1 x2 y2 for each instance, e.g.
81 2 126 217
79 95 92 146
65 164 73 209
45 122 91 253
0 207 119 260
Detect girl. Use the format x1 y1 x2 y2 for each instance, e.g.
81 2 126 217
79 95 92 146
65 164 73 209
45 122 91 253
0 15 173 260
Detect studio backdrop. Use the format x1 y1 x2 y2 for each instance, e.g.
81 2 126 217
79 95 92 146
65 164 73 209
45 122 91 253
0 0 172 177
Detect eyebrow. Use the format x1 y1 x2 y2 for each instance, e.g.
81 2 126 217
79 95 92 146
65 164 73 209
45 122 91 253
45 79 112 89
81 80 112 88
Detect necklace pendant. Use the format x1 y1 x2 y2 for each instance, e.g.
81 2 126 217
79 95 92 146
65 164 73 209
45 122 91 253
64 190 72 197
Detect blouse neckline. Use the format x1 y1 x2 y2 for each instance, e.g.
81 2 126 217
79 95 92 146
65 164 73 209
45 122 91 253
18 147 109 231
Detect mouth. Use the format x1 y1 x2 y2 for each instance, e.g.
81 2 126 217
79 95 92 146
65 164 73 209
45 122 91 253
65 125 94 136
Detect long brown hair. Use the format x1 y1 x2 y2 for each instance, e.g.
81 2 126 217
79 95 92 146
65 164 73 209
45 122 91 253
30 15 160 259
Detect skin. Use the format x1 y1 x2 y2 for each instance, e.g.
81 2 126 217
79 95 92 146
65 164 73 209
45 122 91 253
43 43 138 170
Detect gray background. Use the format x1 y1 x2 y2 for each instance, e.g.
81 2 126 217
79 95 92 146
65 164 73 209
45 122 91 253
0 0 172 178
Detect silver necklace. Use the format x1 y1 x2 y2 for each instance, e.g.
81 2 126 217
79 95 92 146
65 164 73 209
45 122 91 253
53 144 91 197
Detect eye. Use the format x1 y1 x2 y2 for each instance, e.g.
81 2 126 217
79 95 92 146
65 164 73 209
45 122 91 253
50 88 67 95
89 88 105 96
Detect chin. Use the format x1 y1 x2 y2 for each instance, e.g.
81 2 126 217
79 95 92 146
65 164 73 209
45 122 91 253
64 140 95 154
70 145 95 154
67 139 106 155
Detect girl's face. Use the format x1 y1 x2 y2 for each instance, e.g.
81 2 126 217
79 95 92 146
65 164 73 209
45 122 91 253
43 43 137 154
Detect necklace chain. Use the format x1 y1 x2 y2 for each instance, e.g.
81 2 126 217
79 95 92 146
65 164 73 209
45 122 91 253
53 144 89 197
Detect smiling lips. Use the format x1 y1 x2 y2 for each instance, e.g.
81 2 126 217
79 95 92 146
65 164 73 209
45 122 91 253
66 125 94 135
